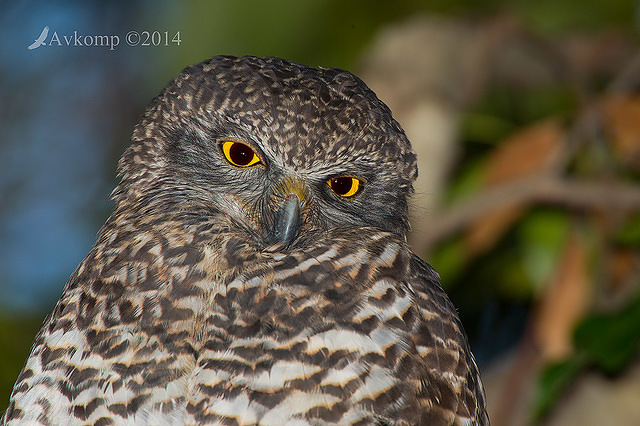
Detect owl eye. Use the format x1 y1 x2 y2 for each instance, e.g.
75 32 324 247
220 141 261 167
327 176 361 197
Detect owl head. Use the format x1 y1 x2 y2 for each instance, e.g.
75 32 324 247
114 56 417 247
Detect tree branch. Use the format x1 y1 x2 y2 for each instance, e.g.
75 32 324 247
412 175 640 253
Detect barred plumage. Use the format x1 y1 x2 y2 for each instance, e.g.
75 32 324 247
3 55 488 425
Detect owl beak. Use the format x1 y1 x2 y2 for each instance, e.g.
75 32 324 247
270 193 302 245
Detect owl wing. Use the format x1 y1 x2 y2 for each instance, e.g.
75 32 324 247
301 230 488 424
2 227 203 425
407 255 489 425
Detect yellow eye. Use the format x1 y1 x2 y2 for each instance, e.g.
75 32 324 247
220 141 261 167
327 176 361 197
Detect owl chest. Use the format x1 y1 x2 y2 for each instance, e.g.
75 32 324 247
171 274 417 424
185 246 416 365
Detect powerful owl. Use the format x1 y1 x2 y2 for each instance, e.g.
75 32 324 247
3 56 488 425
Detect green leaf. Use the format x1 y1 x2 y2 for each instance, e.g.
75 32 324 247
573 295 640 375
444 158 486 205
462 112 515 146
0 314 45 406
430 238 467 288
534 354 588 421
517 209 571 293
614 213 640 247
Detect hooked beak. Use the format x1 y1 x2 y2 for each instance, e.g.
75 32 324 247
269 193 302 245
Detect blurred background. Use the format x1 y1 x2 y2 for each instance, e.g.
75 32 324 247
1 1 640 424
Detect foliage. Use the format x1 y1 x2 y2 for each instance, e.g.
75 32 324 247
535 294 640 420
0 315 43 406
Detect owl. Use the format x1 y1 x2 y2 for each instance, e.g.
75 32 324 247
3 55 488 425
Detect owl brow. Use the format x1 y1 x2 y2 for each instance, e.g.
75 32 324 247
303 165 346 181
188 121 263 154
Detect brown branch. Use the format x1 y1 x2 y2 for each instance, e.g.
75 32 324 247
607 49 640 94
413 175 640 253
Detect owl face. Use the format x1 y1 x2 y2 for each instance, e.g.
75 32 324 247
117 56 418 248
